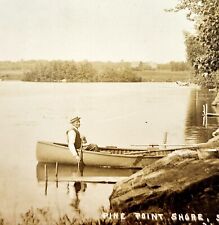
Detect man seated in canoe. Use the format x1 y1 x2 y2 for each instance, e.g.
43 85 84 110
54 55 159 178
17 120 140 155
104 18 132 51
66 116 98 161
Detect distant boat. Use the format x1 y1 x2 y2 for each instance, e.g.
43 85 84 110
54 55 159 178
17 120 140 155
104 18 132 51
36 141 176 169
176 81 190 86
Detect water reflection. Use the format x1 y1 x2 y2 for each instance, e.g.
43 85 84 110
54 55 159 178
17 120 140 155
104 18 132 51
70 181 87 214
36 162 138 194
185 89 218 144
36 162 138 215
36 163 138 182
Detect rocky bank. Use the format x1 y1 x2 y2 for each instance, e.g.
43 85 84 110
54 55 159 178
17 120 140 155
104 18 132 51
109 141 219 224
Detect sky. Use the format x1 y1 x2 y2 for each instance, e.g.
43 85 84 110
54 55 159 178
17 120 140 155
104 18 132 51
0 0 194 63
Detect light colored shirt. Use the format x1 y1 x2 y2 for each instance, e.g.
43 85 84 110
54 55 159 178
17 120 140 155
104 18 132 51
67 126 79 157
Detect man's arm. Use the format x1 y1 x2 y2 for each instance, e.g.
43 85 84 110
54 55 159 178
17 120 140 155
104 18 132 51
68 130 78 157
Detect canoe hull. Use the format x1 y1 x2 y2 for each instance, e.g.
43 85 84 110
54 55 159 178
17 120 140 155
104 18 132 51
36 141 163 168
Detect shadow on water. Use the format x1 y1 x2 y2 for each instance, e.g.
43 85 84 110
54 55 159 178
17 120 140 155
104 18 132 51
185 88 219 144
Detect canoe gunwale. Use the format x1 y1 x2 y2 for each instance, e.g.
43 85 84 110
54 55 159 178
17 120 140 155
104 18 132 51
38 141 168 159
36 141 170 168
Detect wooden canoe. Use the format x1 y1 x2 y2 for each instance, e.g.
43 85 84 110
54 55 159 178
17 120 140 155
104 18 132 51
36 141 177 168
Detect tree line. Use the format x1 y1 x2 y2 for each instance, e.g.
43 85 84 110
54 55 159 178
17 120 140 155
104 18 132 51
0 60 189 82
25 61 191 82
23 61 142 82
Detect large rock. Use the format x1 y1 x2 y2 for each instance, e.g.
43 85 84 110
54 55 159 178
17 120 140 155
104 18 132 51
110 150 219 222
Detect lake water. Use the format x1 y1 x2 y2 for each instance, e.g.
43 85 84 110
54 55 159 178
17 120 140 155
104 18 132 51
0 81 218 223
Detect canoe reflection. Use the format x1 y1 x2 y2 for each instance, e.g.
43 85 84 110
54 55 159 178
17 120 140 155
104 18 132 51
36 162 139 198
36 162 139 182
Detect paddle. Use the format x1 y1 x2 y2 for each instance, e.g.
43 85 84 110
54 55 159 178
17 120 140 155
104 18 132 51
77 146 84 175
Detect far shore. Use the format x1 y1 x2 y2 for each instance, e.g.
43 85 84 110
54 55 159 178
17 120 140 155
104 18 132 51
0 69 191 83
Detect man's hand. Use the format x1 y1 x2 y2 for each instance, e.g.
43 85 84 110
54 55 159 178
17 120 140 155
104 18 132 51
81 136 87 144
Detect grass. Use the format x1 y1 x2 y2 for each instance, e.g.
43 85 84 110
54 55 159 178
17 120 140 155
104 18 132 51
0 207 178 225
0 208 119 225
0 207 170 225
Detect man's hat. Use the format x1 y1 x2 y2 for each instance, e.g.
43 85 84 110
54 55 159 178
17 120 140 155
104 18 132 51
70 116 81 124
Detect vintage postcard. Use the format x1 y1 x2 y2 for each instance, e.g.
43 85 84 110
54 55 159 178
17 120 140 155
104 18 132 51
0 0 218 224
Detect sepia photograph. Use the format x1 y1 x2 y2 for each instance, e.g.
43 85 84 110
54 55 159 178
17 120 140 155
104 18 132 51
0 0 218 224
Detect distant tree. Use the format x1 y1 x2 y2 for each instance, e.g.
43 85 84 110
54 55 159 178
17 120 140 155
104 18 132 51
136 62 154 71
77 61 97 82
64 61 78 81
137 61 144 71
100 67 118 81
23 60 141 82
170 61 189 71
157 62 188 71
157 63 171 70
